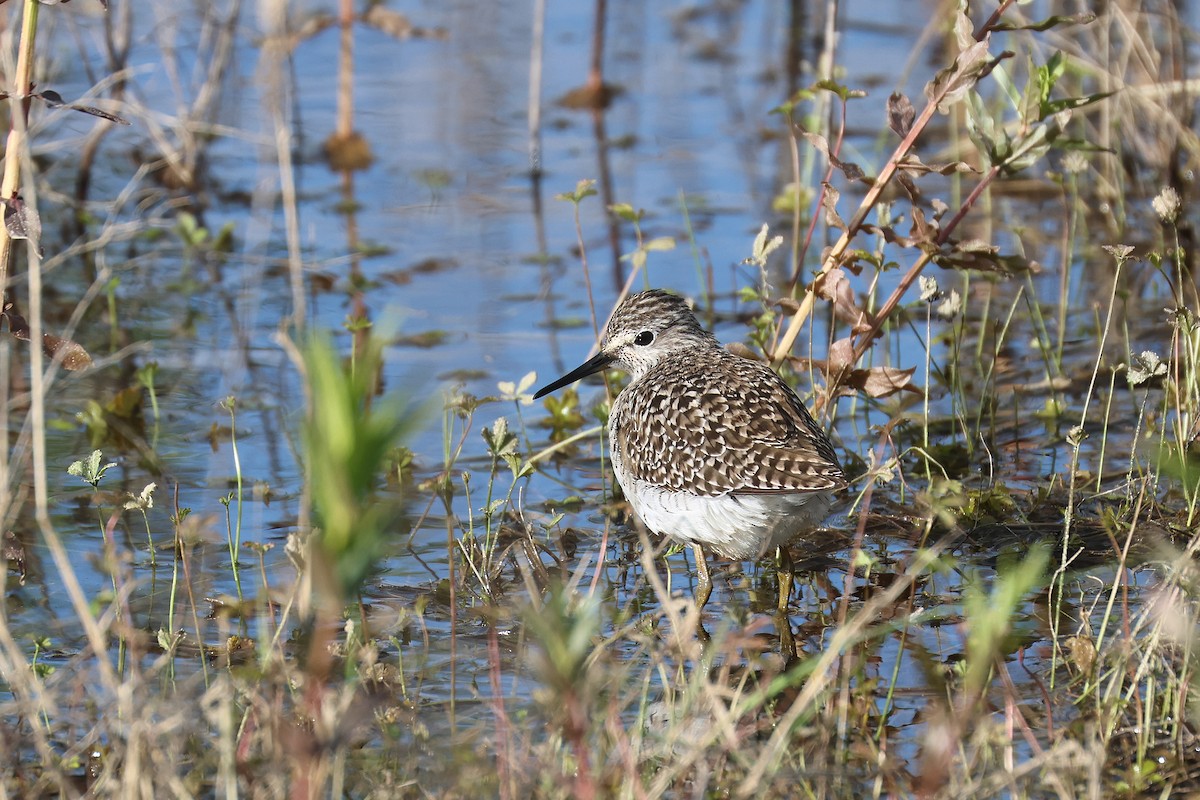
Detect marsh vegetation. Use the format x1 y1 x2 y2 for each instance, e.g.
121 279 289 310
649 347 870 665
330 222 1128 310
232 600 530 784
1 0 1199 797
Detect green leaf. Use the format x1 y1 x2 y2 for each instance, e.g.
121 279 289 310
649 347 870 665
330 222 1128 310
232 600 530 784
303 333 424 600
1040 91 1113 120
991 13 1096 32
554 179 597 205
962 544 1049 697
813 78 866 101
608 203 640 222
1003 123 1053 174
963 91 999 156
67 449 116 488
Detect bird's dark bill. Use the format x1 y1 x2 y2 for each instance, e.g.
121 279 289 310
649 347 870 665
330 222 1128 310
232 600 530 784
533 351 614 399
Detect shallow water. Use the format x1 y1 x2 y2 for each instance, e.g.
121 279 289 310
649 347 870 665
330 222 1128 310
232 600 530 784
2 0 1195 793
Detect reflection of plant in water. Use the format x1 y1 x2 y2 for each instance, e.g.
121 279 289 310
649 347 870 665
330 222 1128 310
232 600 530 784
773 24 1110 412
537 386 585 441
506 6 1200 797
8 0 1200 797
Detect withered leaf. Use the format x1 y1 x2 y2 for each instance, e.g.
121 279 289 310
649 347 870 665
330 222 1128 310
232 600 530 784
887 92 915 138
773 297 801 315
953 8 976 48
819 338 918 399
897 152 979 176
992 13 1096 32
4 303 93 370
35 89 130 125
933 247 1036 274
42 334 93 370
819 245 834 268
821 183 846 231
924 14 1011 115
814 270 871 329
838 159 865 182
853 365 918 398
3 196 40 247
895 171 919 202
875 225 918 249
909 207 939 246
837 251 865 276
825 336 855 376
925 37 992 113
803 131 866 183
803 130 831 157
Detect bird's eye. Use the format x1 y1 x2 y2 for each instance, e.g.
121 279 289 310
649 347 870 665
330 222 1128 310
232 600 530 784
634 330 654 346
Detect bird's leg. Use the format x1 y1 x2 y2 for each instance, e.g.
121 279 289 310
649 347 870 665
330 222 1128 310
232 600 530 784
775 544 796 657
776 545 794 616
692 545 712 609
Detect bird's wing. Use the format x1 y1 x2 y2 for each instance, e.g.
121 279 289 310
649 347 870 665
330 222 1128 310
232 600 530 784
616 353 846 496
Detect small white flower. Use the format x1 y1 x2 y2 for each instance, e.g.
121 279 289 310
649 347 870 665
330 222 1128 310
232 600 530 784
744 224 784 268
1127 350 1167 387
936 289 962 319
123 482 156 511
1102 244 1135 263
498 371 537 406
919 275 940 303
1061 151 1088 175
1152 186 1181 224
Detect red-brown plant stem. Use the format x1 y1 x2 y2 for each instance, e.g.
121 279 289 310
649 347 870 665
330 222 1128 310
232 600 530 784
844 0 1031 370
565 686 596 800
849 162 1003 364
771 0 1019 372
771 86 941 368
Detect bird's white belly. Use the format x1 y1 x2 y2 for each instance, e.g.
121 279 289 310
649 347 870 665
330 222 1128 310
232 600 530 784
621 478 833 561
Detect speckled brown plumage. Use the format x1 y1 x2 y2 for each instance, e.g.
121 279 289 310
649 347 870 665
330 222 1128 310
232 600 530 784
534 288 846 563
611 346 844 496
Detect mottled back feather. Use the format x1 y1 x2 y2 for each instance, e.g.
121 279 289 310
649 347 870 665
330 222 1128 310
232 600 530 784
599 290 846 498
611 346 846 496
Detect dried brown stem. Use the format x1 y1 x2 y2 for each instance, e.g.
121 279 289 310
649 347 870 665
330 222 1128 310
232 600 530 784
771 1 1019 376
849 162 1003 365
0 0 40 290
